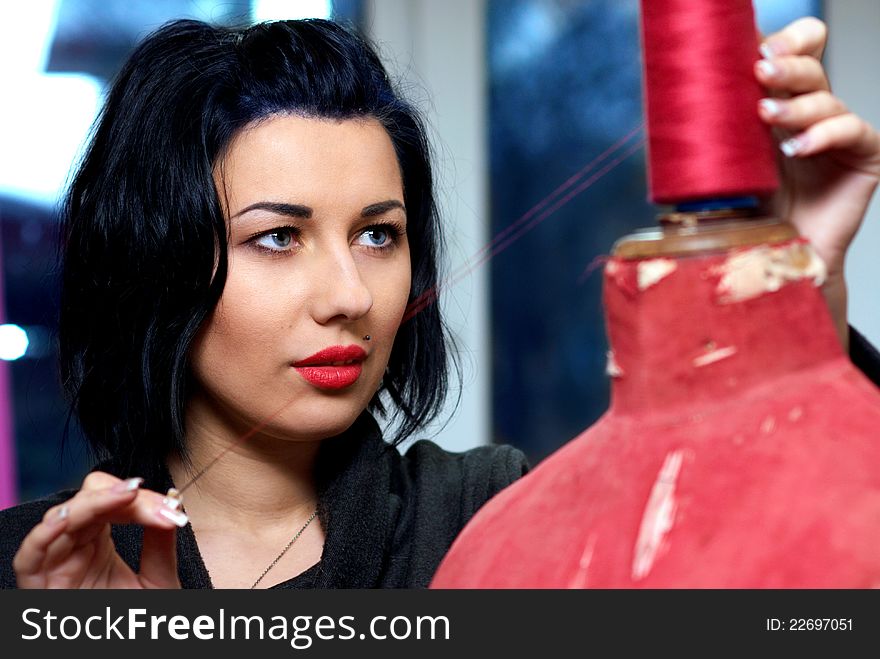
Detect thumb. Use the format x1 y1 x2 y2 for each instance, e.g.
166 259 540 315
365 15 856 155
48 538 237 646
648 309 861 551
139 525 181 588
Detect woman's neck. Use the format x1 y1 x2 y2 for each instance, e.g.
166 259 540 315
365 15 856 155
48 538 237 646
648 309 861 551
166 392 322 534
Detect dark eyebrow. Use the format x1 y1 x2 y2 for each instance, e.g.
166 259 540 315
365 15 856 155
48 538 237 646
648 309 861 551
232 199 405 220
361 200 406 218
232 202 313 219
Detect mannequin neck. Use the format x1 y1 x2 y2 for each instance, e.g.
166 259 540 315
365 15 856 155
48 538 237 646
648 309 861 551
604 239 843 417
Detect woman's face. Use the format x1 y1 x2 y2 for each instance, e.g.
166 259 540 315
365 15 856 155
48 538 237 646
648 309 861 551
190 115 411 442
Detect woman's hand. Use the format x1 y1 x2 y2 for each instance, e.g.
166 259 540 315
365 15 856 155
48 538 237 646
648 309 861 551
12 472 186 588
755 17 880 349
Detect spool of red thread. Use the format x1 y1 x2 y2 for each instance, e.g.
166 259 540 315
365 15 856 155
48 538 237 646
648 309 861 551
641 0 779 204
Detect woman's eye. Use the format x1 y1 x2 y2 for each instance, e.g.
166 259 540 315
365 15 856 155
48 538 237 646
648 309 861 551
357 226 394 249
254 229 296 251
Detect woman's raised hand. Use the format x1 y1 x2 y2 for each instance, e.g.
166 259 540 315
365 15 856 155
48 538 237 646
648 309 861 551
13 472 184 588
756 17 880 346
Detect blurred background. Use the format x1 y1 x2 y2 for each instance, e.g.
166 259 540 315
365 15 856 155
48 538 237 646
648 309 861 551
2 0 876 506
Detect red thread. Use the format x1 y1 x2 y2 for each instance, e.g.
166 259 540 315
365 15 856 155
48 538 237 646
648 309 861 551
576 255 611 286
402 131 645 323
640 0 779 204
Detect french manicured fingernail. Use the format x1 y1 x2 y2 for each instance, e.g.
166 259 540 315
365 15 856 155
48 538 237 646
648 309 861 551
780 135 806 157
48 505 69 525
757 59 780 78
112 477 144 494
157 506 189 527
760 41 783 60
759 98 785 118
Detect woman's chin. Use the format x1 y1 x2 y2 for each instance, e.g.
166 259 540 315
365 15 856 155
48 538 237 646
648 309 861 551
264 402 367 442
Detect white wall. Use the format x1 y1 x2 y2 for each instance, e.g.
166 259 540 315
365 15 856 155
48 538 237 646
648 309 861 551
363 0 490 451
827 0 880 345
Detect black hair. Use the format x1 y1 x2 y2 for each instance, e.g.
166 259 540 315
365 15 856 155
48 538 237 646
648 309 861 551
58 19 457 473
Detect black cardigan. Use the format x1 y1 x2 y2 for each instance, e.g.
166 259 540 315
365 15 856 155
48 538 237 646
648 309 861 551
0 412 529 589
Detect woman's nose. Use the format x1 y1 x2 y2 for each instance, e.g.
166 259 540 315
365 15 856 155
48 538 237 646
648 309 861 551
310 248 373 324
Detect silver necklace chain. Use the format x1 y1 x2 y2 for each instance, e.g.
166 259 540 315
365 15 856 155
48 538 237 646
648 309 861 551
250 509 319 589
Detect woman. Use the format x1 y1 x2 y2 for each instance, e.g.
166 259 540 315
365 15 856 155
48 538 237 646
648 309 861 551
1 16 879 588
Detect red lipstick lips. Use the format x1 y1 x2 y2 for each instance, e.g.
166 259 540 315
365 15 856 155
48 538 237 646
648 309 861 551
292 345 367 390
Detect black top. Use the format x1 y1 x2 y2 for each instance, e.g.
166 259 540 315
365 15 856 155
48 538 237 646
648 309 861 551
849 326 880 387
0 412 529 589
